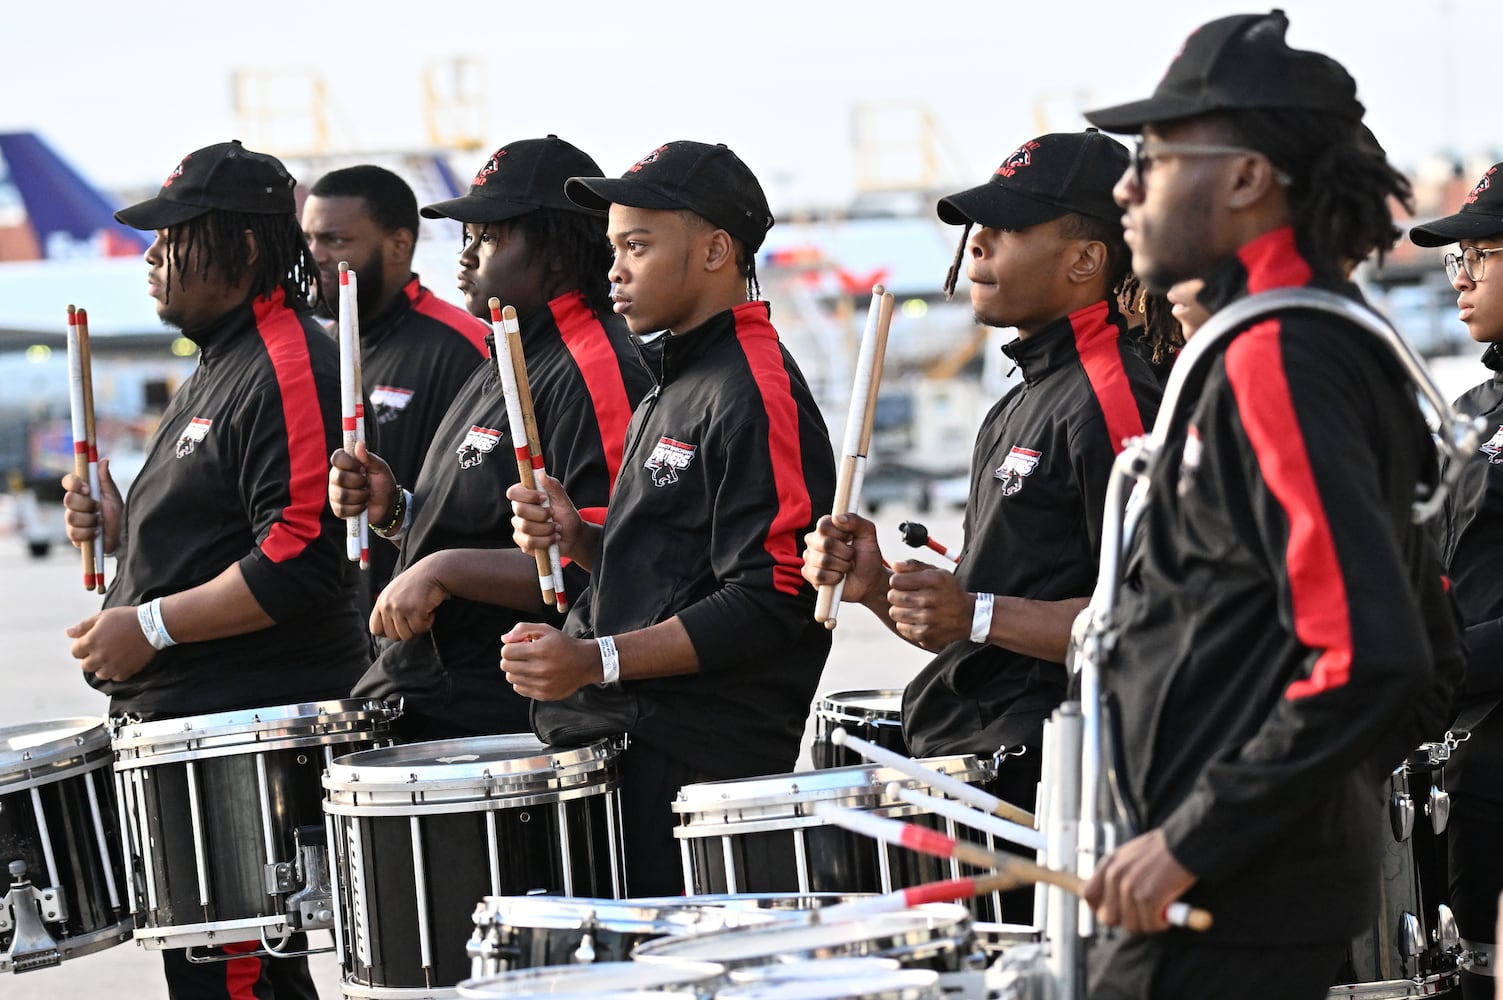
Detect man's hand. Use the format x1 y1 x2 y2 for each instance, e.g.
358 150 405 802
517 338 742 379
370 559 449 641
801 512 887 603
500 623 602 701
61 457 123 554
508 473 583 560
329 441 396 524
888 559 971 650
1083 828 1198 934
66 606 155 683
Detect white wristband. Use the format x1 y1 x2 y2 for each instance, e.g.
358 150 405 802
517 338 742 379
970 592 994 645
597 635 620 686
138 597 177 651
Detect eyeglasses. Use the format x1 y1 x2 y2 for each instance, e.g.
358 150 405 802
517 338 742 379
1443 246 1503 283
1130 137 1292 188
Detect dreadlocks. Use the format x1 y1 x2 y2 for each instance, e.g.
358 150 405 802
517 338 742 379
165 210 320 311
1214 107 1414 272
500 208 614 318
1118 272 1184 366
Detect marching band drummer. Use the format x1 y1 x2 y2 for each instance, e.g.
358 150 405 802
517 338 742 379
503 141 837 896
1408 164 1503 1000
60 140 369 1000
328 136 651 743
800 131 1162 919
1079 12 1462 999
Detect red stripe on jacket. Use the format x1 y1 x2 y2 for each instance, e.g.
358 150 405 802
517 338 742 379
221 940 262 999
255 292 331 564
733 302 812 596
1238 226 1313 294
405 277 489 354
1070 300 1146 454
1224 320 1353 699
552 292 635 494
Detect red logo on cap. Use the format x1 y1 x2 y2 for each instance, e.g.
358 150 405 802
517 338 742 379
473 149 506 187
995 141 1041 179
629 146 667 173
163 154 190 188
1467 168 1495 205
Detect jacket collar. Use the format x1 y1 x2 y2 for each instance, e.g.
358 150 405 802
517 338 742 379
1001 299 1124 386
655 301 773 383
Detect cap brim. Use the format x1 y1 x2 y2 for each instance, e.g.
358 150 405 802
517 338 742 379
564 176 686 214
1408 210 1503 248
113 196 210 231
420 194 543 223
1083 93 1211 134
936 184 1068 231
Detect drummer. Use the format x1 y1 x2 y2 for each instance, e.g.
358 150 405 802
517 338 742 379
503 140 837 895
800 130 1161 883
61 141 367 998
328 136 652 742
1078 13 1461 998
1408 163 1503 1000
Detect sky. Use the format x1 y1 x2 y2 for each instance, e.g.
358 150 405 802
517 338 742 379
5 0 1494 214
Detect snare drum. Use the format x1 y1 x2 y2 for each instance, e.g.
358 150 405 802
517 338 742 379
811 690 908 769
1 719 131 972
631 902 977 973
672 757 1005 921
111 699 395 952
324 735 626 997
456 959 724 998
717 969 942 1000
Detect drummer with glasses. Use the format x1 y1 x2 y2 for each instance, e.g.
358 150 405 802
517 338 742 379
1409 162 1503 1000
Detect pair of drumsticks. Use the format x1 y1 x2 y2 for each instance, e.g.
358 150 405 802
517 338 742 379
337 263 370 570
67 305 105 593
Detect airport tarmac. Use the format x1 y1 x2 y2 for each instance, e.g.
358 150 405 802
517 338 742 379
0 508 958 997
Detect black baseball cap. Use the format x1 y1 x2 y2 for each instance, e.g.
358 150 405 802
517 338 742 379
1409 164 1503 247
421 135 603 223
564 141 774 251
1084 10 1365 134
937 130 1129 230
115 140 297 230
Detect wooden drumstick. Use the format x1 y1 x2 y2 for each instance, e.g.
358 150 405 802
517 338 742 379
505 309 567 612
832 726 1037 828
77 307 105 592
816 285 894 629
489 299 561 610
812 802 1214 932
815 871 1025 924
66 305 98 591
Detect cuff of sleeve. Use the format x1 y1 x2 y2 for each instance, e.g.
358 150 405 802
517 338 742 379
677 601 740 673
238 552 296 623
1158 790 1230 883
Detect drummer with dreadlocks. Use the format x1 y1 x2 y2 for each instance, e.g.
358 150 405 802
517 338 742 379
61 140 368 1000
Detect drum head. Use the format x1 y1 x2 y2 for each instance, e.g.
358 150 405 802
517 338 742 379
816 690 905 719
474 895 778 936
323 734 617 804
717 969 941 1000
1 718 110 791
455 960 723 997
111 699 393 759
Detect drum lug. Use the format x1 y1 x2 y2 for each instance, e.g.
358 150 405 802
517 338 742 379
284 825 335 931
574 912 600 963
1435 903 1461 955
1428 785 1451 834
263 861 298 895
1398 911 1425 960
1389 782 1415 842
0 861 64 973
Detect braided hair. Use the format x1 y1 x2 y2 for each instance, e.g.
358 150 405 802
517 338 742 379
165 210 320 310
502 208 614 318
1118 272 1184 365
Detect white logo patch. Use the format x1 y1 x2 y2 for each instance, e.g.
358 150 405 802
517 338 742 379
1482 424 1503 465
457 425 502 469
370 385 414 425
646 436 697 487
994 446 1041 496
174 417 212 458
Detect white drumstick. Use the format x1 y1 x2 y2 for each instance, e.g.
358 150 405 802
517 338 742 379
831 727 1037 828
886 781 1045 851
337 263 368 567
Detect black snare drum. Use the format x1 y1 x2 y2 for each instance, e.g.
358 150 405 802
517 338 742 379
111 700 395 953
324 735 625 996
811 690 908 769
1 718 131 972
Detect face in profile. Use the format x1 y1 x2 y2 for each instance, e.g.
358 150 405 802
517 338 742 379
964 217 1084 333
606 204 708 336
1450 240 1503 345
456 221 548 319
145 224 246 331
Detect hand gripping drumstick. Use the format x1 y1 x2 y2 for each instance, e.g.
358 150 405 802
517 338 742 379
811 802 1213 932
66 305 98 591
816 285 894 629
898 520 960 565
815 871 1024 924
505 310 568 611
832 726 1037 828
77 308 105 592
489 300 564 611
337 263 370 568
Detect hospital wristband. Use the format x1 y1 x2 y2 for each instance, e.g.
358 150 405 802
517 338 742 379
597 635 620 686
970 592 994 645
138 597 178 651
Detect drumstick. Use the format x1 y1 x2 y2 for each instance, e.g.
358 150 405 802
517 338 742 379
816 285 894 629
350 271 369 571
78 307 105 593
814 872 1025 924
66 305 98 591
898 521 960 565
811 802 1213 932
885 781 1046 852
489 299 561 610
832 726 1037 828
505 309 568 612
337 263 369 568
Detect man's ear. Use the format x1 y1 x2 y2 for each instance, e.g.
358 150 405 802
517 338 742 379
703 228 736 274
243 229 259 267
1225 153 1282 211
387 226 416 261
1068 239 1106 285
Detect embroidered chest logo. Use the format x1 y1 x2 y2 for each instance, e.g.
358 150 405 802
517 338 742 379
174 417 212 458
994 446 1041 496
645 436 697 487
1481 423 1503 465
370 385 414 425
1178 425 1203 496
457 426 502 469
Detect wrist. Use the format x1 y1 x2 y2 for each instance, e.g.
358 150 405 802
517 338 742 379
970 592 994 645
596 635 620 686
137 597 178 651
371 487 410 539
